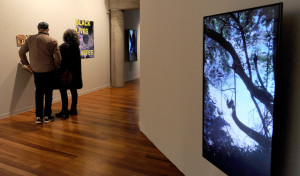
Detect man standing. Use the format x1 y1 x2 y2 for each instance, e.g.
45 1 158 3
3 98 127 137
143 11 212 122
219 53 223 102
19 22 61 124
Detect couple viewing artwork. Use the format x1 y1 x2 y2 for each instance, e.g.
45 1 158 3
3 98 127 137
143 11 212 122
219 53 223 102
19 22 83 124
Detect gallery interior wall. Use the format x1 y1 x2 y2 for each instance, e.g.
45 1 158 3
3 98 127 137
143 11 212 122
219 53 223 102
124 10 140 82
140 0 300 176
0 0 111 118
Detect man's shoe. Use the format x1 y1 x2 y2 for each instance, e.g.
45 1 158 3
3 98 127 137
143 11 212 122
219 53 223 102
68 108 77 115
44 115 55 123
55 111 69 119
36 117 42 124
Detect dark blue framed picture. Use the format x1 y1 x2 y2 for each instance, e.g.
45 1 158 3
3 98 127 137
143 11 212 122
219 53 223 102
128 29 137 62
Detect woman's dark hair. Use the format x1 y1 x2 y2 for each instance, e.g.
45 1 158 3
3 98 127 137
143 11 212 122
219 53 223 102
63 29 80 45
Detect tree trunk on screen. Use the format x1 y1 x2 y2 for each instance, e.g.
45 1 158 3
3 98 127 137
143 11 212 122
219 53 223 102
226 99 272 149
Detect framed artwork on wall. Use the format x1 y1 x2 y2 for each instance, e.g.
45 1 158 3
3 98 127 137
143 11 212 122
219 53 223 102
127 29 137 62
16 35 30 47
203 3 282 176
76 19 94 59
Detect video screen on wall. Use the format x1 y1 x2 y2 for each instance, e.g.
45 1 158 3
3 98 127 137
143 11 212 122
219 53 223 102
128 29 137 62
203 3 282 176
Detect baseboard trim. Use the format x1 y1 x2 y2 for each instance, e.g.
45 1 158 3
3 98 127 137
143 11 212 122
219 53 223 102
0 105 35 119
0 84 111 120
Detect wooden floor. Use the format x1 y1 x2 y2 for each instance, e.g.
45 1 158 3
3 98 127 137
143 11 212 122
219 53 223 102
0 79 183 176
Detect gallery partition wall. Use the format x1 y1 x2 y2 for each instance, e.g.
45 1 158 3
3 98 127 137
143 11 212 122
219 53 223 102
140 0 300 176
124 10 140 82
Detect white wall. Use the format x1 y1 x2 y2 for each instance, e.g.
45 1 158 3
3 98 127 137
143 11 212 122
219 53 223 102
124 10 140 82
140 0 300 176
0 0 110 118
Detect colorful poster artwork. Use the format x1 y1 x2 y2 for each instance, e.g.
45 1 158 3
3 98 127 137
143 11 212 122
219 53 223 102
76 19 94 59
16 35 29 47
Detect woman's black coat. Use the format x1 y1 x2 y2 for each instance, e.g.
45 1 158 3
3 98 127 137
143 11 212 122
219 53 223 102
58 43 83 89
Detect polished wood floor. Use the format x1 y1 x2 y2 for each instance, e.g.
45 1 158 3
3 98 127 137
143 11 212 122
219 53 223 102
0 79 183 176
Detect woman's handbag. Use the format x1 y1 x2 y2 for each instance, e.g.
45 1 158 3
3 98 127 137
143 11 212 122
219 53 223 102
61 68 72 86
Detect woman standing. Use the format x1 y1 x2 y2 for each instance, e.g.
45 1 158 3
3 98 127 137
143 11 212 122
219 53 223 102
56 29 82 118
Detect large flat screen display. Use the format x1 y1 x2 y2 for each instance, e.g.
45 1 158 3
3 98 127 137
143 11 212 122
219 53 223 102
128 29 137 62
203 3 282 176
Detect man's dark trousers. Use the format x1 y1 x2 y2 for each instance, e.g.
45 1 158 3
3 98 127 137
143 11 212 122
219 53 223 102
33 71 55 117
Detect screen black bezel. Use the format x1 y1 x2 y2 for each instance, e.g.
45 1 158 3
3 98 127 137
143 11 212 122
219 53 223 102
202 3 283 175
